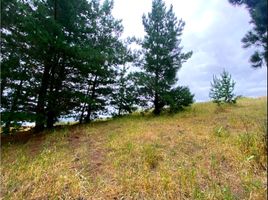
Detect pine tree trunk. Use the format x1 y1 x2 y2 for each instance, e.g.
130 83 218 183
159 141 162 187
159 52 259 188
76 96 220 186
79 85 91 124
35 63 51 132
46 55 59 129
153 65 161 115
85 106 92 123
43 0 59 130
85 75 98 123
153 93 161 115
46 110 55 129
35 0 58 132
79 105 86 124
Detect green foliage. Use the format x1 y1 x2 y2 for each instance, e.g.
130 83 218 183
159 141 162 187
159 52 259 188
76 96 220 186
229 0 267 68
143 144 162 169
167 86 194 112
111 66 139 116
259 118 267 153
238 116 267 168
137 0 193 115
1 0 39 133
1 0 194 133
1 0 127 132
75 0 126 123
213 126 230 138
209 70 237 105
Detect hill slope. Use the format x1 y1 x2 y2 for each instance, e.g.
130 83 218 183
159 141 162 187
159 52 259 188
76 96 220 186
1 97 267 199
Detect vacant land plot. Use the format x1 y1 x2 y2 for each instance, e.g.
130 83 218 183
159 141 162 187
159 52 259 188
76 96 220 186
1 97 267 199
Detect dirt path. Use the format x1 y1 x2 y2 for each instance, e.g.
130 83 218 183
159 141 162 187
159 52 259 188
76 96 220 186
67 128 107 178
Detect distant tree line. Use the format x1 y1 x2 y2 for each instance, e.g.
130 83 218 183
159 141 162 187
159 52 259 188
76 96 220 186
1 0 194 134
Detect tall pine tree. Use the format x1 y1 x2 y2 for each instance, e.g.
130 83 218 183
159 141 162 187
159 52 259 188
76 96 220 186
76 0 127 123
139 0 192 115
1 0 37 133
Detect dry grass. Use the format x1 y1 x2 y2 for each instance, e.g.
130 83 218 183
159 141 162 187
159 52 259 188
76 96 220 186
1 97 267 199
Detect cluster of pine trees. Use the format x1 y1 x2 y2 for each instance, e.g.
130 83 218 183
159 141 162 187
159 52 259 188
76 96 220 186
1 0 194 133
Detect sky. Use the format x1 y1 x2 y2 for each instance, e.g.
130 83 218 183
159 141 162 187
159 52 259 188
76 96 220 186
112 0 267 102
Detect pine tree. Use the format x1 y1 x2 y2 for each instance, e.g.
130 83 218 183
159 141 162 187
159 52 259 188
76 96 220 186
139 0 192 115
229 0 267 68
1 0 37 133
29 0 94 131
209 70 237 105
1 0 126 132
76 0 126 123
111 66 139 116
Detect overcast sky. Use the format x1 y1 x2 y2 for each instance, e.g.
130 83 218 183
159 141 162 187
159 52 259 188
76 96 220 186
112 0 267 102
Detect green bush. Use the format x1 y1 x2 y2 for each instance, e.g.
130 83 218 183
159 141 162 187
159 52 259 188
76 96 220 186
165 86 194 113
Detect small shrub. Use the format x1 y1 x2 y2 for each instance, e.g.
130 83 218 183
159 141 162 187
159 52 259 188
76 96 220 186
238 117 267 169
238 132 256 154
165 86 195 113
238 132 266 169
213 126 230 138
258 118 267 153
209 70 237 105
193 187 206 200
122 142 134 154
210 154 219 170
220 186 236 200
143 144 162 169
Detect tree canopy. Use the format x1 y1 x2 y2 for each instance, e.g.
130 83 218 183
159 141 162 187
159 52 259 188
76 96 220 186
1 0 130 133
229 0 267 68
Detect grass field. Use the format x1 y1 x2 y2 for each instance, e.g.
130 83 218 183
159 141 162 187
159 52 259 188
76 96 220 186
1 97 267 200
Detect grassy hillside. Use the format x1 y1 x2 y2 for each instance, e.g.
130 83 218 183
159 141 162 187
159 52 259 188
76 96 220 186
1 97 267 200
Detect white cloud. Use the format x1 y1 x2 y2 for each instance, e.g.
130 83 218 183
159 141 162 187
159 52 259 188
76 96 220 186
112 0 151 38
